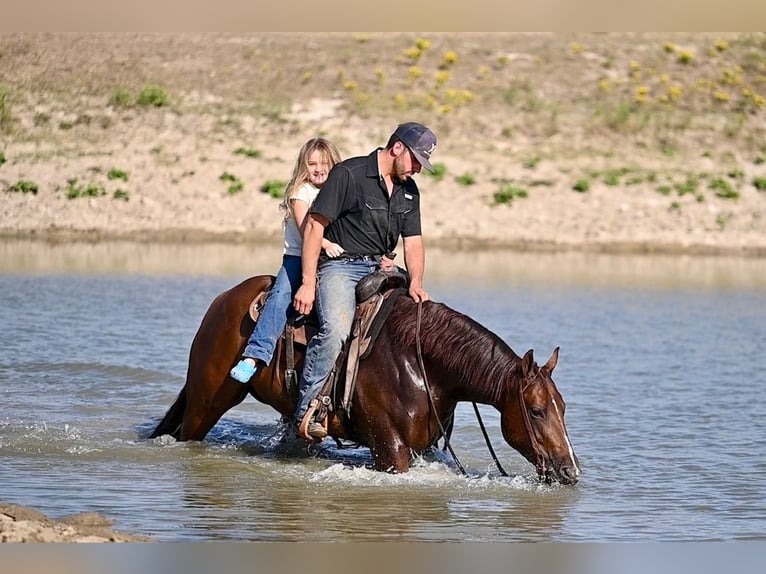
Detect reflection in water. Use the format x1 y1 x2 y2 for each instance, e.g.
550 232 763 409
172 436 578 542
2 238 765 290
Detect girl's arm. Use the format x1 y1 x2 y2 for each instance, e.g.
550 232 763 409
292 199 344 257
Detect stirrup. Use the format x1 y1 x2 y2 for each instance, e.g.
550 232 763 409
298 399 327 441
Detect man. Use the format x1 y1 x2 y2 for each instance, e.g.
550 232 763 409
292 121 437 440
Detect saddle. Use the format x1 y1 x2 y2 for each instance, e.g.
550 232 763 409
248 269 409 441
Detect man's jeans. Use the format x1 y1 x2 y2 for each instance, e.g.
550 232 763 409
242 255 302 365
294 258 377 422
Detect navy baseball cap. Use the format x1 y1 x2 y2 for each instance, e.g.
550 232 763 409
394 122 437 172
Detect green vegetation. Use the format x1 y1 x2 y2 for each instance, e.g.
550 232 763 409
136 86 170 107
753 176 766 190
493 181 528 205
572 179 590 193
109 85 170 108
65 178 106 199
113 189 130 201
708 177 739 199
260 179 287 198
8 180 38 194
522 156 541 169
234 147 262 159
423 162 447 181
108 88 132 108
107 168 129 182
454 172 476 186
674 175 700 196
219 172 244 195
0 150 5 167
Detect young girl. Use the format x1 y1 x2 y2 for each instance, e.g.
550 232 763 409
230 137 343 383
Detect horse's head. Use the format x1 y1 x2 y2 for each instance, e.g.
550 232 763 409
501 347 581 485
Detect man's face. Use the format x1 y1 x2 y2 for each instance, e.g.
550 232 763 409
393 143 422 182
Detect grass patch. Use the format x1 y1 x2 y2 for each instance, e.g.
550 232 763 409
113 189 130 201
109 88 132 108
8 180 39 194
572 179 590 193
65 178 106 199
675 175 699 196
708 178 739 199
454 172 476 186
0 150 5 167
522 156 541 169
220 172 245 195
753 177 766 191
493 181 528 205
655 185 672 195
107 168 129 182
260 179 287 198
234 147 262 158
716 214 730 229
136 86 170 107
424 162 447 181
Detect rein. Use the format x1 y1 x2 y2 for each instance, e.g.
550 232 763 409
416 301 466 476
415 301 508 478
519 378 547 478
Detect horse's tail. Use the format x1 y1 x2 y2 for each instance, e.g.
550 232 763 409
149 386 187 439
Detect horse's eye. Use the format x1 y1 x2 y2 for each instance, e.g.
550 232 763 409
530 407 545 419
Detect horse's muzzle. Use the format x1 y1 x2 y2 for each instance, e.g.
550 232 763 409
557 463 580 485
541 459 580 485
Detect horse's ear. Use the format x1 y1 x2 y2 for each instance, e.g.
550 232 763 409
521 349 534 377
543 346 560 372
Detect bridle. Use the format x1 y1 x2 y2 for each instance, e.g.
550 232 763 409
415 301 547 480
518 375 550 481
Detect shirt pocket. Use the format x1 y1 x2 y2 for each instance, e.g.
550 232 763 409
391 202 413 228
363 199 389 227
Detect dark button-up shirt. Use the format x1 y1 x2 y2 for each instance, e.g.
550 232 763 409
310 149 422 256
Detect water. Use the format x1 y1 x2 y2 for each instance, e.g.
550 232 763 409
1 240 765 541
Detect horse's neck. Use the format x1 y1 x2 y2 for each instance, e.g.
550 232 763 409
449 354 523 409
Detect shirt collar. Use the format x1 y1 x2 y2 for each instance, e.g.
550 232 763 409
366 148 384 180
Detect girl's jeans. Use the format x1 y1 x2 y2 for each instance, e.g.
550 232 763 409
242 255 302 365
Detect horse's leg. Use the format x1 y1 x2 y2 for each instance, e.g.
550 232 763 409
149 387 187 439
369 435 411 473
179 382 248 441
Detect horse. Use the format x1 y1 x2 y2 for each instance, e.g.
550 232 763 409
150 275 581 485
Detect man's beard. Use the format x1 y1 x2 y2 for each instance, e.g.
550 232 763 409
392 155 411 183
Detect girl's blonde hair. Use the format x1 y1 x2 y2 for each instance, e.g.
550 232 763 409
281 137 341 222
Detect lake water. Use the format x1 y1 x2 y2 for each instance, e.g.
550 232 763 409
1 240 764 542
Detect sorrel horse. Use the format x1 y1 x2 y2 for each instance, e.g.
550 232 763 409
150 275 581 484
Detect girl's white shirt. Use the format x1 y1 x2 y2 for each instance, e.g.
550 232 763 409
283 182 320 256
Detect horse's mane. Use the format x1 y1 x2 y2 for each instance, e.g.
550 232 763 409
386 298 521 403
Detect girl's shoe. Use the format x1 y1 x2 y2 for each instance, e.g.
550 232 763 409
229 360 257 383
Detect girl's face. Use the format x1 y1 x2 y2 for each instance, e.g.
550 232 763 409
307 150 332 187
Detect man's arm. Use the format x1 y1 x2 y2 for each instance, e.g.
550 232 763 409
293 213 329 315
293 200 343 258
402 234 429 303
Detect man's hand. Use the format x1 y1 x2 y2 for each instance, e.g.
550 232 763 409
380 253 395 271
408 284 429 303
293 283 316 315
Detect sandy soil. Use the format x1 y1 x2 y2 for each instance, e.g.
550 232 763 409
1 33 765 256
